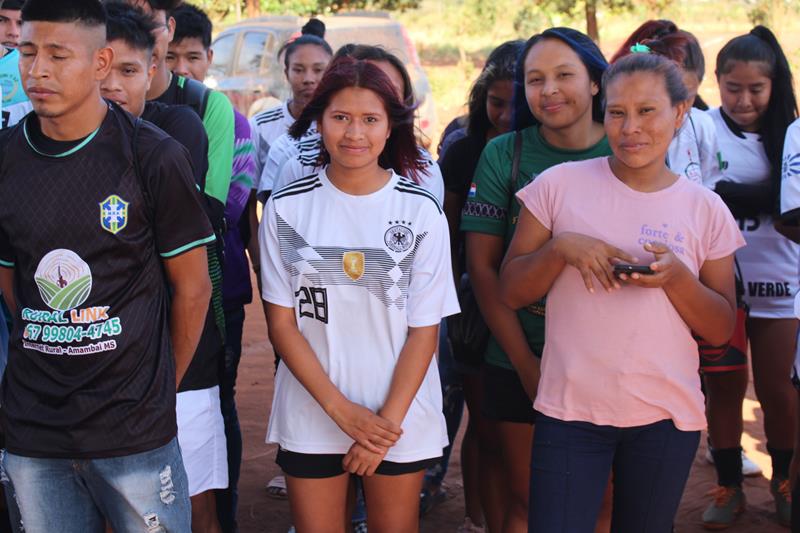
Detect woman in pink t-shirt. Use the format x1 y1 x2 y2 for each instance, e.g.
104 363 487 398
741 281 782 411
500 53 745 530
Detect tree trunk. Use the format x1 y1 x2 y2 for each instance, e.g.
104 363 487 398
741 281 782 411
585 0 599 43
246 0 260 18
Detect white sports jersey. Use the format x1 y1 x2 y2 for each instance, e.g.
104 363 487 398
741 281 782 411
261 127 445 204
256 125 318 199
780 118 800 219
3 100 32 129
710 107 799 318
260 169 459 461
667 109 722 186
250 102 295 191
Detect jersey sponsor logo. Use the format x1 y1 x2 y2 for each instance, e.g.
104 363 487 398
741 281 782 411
343 251 365 281
385 224 414 253
783 153 800 179
716 151 729 171
34 249 92 311
747 281 793 298
100 195 129 235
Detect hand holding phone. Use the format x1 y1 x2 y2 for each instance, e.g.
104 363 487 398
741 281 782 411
613 264 655 276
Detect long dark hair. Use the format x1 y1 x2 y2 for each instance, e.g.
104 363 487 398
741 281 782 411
717 26 798 196
513 27 608 130
288 57 425 182
467 40 524 138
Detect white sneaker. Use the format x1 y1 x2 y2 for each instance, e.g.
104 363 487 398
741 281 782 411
457 517 485 533
705 448 763 477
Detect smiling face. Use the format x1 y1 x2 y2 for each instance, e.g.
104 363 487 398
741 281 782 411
319 86 391 173
100 39 155 117
605 70 687 171
286 43 331 110
717 60 772 132
19 20 111 119
166 36 210 82
524 38 598 131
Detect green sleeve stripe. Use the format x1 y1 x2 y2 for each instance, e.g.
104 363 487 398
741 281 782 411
202 91 235 204
234 143 255 157
160 234 216 258
0 259 14 268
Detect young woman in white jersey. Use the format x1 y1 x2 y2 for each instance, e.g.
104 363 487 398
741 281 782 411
250 19 332 195
260 56 459 532
705 26 798 528
501 52 743 532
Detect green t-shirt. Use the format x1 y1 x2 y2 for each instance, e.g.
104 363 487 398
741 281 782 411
460 125 611 369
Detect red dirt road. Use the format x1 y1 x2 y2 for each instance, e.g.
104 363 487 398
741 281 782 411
235 297 789 533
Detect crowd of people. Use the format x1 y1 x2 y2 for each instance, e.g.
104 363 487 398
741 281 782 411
0 0 798 532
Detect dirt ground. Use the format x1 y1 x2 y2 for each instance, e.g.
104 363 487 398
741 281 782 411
234 295 790 533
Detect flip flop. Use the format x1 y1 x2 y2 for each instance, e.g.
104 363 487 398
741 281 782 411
266 475 288 499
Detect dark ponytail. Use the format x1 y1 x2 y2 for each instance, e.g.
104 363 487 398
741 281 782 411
278 18 333 69
716 26 798 200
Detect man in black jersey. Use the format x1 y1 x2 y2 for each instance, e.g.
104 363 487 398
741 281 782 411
100 4 228 533
0 1 212 531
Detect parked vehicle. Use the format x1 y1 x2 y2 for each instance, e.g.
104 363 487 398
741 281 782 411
206 12 437 145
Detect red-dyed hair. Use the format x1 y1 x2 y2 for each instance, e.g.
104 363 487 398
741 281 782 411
611 20 705 80
289 56 425 183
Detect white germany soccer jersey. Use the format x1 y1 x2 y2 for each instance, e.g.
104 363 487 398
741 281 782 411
250 102 296 193
710 107 799 318
260 168 459 461
667 108 722 186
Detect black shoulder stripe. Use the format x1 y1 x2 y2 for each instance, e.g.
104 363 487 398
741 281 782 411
394 185 442 214
273 181 323 200
273 174 320 195
397 178 436 196
255 109 284 124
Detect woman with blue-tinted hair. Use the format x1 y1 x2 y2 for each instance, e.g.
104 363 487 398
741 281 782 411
460 27 612 532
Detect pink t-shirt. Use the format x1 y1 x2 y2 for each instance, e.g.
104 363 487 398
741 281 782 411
517 157 745 431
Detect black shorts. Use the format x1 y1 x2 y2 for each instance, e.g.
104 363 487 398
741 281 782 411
276 448 441 479
482 363 536 424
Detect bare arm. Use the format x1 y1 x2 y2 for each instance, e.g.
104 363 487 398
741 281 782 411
501 208 637 308
265 303 402 452
379 325 439 425
466 231 540 399
0 267 15 315
621 242 737 345
163 246 212 389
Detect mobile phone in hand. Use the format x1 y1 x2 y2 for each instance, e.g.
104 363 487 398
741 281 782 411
613 264 654 276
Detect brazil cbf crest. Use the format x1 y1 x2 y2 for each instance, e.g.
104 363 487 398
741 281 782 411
100 195 129 235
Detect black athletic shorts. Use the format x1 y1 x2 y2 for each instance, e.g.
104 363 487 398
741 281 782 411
482 363 536 424
276 448 441 479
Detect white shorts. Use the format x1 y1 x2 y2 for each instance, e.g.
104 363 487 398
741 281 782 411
176 386 229 496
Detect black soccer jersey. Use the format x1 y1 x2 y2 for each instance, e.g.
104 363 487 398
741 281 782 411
0 103 214 458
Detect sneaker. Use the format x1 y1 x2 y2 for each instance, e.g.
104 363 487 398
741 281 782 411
770 476 791 526
704 449 763 477
702 485 745 530
456 517 485 533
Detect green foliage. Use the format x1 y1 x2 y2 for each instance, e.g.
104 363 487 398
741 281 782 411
186 0 419 18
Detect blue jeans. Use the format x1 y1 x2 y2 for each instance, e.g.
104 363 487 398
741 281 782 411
529 415 699 533
216 306 245 533
1 438 191 533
